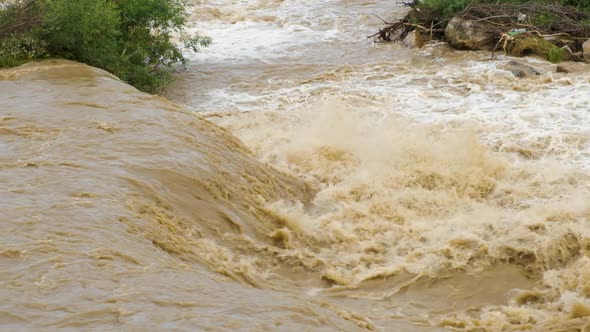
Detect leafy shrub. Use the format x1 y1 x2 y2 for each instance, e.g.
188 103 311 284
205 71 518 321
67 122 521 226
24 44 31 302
0 33 47 67
0 0 210 92
41 0 121 69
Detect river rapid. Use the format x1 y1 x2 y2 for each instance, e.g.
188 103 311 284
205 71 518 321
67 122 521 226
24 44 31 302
2 0 590 331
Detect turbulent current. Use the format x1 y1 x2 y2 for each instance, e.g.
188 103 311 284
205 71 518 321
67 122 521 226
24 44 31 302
2 1 590 331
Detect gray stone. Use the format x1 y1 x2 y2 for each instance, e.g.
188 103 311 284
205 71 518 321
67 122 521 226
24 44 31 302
445 17 496 51
503 60 540 78
561 45 574 61
402 30 425 49
544 36 575 49
556 62 590 74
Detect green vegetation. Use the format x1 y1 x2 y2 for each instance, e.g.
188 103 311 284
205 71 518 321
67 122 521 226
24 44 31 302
409 0 474 21
511 37 566 63
0 0 210 92
532 13 555 26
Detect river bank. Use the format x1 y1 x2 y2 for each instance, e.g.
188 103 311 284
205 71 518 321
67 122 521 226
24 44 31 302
372 1 590 64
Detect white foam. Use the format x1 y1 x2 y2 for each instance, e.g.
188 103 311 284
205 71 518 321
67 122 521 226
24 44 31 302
182 0 590 169
187 21 336 63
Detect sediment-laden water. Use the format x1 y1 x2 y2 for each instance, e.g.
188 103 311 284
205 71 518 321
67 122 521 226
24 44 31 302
2 0 590 331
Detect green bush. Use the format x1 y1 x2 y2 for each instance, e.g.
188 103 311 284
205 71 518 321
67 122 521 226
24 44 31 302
546 46 566 63
0 33 47 68
41 0 121 69
0 0 210 92
0 0 46 68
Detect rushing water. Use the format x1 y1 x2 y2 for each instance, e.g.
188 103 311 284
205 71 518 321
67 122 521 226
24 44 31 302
2 0 590 331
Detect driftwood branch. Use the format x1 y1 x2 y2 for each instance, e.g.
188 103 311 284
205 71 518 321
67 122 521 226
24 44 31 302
373 13 390 25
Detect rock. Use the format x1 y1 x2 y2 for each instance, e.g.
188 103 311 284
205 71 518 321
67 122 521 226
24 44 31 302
503 60 540 78
402 30 425 49
445 17 496 51
559 46 583 62
583 39 590 63
556 62 590 74
561 45 574 61
544 36 575 49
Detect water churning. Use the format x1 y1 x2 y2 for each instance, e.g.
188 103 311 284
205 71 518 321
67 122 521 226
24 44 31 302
2 0 590 331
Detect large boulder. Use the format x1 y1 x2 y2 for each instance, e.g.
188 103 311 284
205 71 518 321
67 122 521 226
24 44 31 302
445 17 496 51
583 39 590 63
502 60 540 78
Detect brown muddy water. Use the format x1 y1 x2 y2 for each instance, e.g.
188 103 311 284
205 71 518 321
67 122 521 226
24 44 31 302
2 0 590 331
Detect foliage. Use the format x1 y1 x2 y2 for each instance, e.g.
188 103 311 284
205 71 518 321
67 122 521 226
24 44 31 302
0 0 209 92
532 13 555 26
41 0 121 69
546 45 566 63
0 1 46 67
510 37 566 63
0 32 47 67
558 0 590 10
